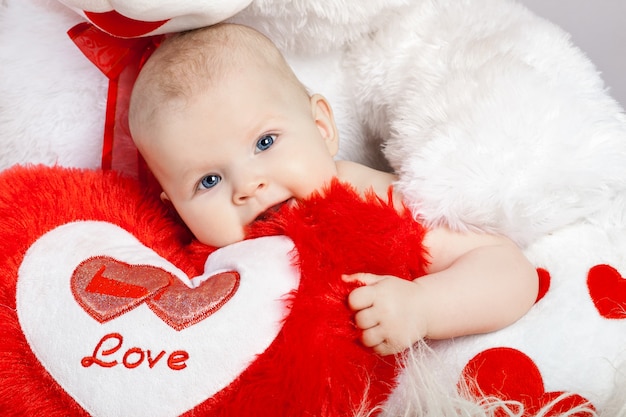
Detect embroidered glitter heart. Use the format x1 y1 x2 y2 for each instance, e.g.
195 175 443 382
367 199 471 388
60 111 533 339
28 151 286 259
147 269 240 331
587 264 626 319
71 256 171 322
461 347 593 416
71 256 240 330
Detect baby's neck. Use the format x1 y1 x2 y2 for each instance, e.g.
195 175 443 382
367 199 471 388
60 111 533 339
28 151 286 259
335 160 403 209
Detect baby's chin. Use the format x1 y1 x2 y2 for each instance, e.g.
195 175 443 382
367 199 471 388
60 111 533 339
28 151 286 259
194 227 248 249
197 235 243 249
195 199 295 248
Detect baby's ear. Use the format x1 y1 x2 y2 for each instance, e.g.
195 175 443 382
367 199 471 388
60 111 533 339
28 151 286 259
310 94 339 156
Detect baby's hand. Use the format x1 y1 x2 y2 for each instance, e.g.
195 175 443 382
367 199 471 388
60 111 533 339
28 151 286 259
343 273 429 356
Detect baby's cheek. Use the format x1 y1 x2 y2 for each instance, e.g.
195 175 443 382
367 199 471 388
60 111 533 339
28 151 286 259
196 221 245 248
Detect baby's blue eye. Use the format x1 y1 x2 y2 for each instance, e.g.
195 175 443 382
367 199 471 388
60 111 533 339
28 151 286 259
256 134 275 152
199 174 221 190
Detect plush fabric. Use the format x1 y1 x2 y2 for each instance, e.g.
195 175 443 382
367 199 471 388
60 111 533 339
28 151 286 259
1 0 626 416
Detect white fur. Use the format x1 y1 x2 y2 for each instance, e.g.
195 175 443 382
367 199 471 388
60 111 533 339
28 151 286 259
2 0 626 416
0 0 107 168
3 0 626 245
235 0 626 246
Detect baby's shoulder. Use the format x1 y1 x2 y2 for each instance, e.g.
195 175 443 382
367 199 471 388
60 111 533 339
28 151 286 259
335 160 402 206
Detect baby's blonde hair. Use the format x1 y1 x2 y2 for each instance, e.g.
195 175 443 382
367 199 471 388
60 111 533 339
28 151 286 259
129 23 308 146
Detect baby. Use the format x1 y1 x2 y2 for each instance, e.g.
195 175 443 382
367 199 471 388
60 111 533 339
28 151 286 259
129 23 538 356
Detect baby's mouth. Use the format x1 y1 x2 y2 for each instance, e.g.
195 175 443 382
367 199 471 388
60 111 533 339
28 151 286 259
254 199 292 223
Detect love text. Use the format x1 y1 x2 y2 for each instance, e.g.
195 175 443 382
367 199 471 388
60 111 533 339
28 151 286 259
81 333 189 370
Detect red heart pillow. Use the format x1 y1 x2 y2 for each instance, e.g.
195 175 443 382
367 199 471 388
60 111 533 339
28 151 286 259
0 165 428 416
461 347 592 417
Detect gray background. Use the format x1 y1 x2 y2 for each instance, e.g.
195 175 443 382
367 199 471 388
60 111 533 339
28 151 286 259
519 0 626 109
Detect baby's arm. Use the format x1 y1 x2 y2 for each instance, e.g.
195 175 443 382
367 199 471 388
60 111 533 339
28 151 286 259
344 227 538 356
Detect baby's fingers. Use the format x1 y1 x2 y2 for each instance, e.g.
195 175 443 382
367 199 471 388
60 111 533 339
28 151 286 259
346 284 375 311
342 273 385 286
362 328 410 356
354 308 378 330
360 326 385 349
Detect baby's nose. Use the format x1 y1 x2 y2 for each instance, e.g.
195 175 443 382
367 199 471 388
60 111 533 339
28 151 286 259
233 177 268 204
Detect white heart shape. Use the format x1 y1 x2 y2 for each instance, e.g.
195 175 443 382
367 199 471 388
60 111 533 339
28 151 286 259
16 220 299 417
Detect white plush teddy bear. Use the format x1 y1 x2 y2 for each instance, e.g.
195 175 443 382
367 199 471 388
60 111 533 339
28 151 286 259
2 0 626 416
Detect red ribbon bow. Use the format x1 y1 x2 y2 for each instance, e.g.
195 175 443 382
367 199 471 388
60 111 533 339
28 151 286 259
68 22 164 178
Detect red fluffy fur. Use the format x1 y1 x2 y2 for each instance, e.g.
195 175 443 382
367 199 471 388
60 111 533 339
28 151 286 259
0 167 428 416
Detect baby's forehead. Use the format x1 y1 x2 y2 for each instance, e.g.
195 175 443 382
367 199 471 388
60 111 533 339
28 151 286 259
152 37 273 93
131 25 303 128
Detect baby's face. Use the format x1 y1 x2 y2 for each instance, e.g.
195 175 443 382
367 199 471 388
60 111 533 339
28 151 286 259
142 72 339 247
